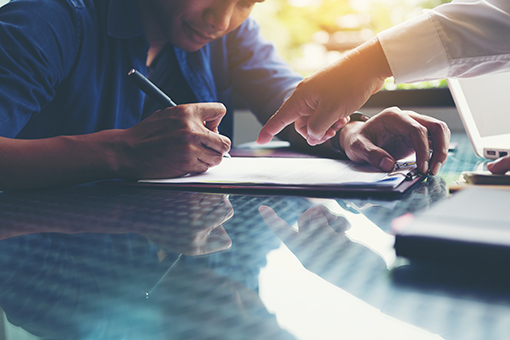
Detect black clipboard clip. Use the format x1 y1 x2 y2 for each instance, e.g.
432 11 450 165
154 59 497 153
404 168 421 181
388 160 419 181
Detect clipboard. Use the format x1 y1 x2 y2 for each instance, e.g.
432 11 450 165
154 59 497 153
134 173 422 198
135 148 424 198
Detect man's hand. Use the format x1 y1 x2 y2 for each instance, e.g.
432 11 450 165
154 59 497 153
258 204 351 272
339 107 450 175
0 102 230 190
487 155 510 174
117 103 231 179
257 37 391 146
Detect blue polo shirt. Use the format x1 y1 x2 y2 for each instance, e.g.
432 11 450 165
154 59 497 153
0 0 302 141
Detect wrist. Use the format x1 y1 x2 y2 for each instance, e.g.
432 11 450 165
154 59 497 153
331 112 370 156
98 129 132 179
353 37 393 81
74 129 127 179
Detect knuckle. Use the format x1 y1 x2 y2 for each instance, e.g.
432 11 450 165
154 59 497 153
222 138 232 151
413 124 428 138
197 164 209 173
212 102 227 113
436 120 451 136
377 109 399 121
192 160 210 173
307 123 319 134
209 154 223 166
380 106 402 116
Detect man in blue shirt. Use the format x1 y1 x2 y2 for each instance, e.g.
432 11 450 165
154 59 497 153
0 0 450 190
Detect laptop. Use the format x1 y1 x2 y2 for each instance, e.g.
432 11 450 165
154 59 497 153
448 72 510 159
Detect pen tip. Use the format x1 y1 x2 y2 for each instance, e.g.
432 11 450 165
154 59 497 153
128 69 136 76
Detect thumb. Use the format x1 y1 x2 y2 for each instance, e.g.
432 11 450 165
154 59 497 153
306 102 351 145
349 137 395 172
200 103 227 132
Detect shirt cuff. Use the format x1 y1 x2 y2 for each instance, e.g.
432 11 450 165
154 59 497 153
377 13 449 84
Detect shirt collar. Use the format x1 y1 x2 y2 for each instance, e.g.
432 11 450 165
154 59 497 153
107 0 145 39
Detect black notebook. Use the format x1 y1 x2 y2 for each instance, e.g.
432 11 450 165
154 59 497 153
394 187 510 268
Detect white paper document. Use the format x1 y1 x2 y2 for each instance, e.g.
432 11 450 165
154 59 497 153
139 157 414 188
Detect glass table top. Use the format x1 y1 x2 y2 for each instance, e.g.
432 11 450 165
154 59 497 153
0 133 507 340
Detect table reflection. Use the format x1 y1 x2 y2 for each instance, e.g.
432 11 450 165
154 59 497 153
0 178 451 340
0 186 298 339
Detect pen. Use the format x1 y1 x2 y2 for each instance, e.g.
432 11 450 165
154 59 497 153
127 69 231 158
127 68 177 107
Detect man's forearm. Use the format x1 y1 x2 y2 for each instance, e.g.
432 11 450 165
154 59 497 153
352 36 393 82
0 130 123 190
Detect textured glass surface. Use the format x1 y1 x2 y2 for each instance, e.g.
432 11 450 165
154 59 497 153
0 133 507 340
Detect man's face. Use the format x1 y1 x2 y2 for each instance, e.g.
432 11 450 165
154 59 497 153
143 0 265 52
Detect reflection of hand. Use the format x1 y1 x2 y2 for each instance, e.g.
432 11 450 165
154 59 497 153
340 107 450 175
258 204 351 271
257 37 390 146
135 193 233 256
117 103 231 179
487 155 510 174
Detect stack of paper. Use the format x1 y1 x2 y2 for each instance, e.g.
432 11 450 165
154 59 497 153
139 157 416 189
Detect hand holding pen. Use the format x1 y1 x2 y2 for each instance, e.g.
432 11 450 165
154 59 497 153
128 69 231 158
118 69 231 179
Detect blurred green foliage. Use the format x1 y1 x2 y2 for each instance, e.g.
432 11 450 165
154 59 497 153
251 0 451 88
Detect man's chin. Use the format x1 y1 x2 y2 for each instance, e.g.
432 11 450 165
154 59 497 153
174 41 208 52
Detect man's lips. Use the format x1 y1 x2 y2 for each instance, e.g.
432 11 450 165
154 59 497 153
185 23 217 43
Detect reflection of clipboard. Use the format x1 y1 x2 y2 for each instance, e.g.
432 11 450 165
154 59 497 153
136 148 424 198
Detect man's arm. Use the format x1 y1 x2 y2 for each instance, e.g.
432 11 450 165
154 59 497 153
258 0 510 146
0 103 231 190
381 0 510 84
281 107 450 175
0 130 118 190
225 17 450 174
257 37 391 146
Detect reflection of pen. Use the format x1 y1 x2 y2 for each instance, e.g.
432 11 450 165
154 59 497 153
127 69 231 158
128 69 177 107
145 253 182 298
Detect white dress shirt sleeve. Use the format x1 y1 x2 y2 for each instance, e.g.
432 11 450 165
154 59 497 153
377 0 510 84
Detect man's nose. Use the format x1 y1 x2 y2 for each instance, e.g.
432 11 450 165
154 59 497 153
203 1 235 32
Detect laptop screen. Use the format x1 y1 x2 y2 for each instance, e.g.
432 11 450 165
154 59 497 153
454 72 510 138
448 71 510 158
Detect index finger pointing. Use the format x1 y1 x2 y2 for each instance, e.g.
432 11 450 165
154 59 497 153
257 96 315 144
